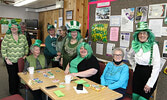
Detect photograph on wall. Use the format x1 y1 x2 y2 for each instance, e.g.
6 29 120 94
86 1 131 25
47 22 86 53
120 33 130 48
91 23 108 42
162 40 167 58
135 6 148 23
95 7 110 21
148 3 167 18
121 8 135 32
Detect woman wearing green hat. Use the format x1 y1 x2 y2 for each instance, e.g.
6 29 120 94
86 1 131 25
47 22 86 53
24 39 47 100
128 22 160 100
65 42 100 83
44 23 58 67
61 20 83 70
1 19 29 95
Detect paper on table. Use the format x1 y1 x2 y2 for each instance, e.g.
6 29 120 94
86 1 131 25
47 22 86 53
73 86 88 94
74 79 87 84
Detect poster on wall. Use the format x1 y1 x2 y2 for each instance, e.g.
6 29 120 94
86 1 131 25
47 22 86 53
149 19 163 37
162 40 167 58
120 33 130 48
91 23 108 42
162 27 167 36
121 8 135 32
1 19 10 34
135 6 148 23
96 42 104 55
110 27 119 41
148 3 167 18
95 7 110 21
106 43 115 56
58 17 63 27
110 15 121 26
120 47 128 61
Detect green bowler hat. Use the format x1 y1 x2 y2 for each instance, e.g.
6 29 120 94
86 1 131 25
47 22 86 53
33 39 42 47
136 22 149 31
67 20 81 32
47 24 55 31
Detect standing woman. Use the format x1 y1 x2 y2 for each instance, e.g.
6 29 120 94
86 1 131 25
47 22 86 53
61 20 83 70
1 19 29 95
55 26 67 68
128 22 160 100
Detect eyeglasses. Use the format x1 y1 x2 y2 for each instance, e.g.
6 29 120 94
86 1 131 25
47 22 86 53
11 26 18 28
138 32 148 35
113 54 123 57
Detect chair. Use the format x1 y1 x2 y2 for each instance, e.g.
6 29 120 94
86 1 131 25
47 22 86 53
18 58 28 100
1 94 24 100
99 61 106 77
122 69 133 100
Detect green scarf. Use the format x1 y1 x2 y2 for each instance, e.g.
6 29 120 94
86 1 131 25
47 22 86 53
69 56 84 73
132 40 152 53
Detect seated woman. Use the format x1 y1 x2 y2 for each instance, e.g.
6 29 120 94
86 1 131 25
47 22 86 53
24 39 47 71
24 39 47 100
100 48 129 99
65 42 100 83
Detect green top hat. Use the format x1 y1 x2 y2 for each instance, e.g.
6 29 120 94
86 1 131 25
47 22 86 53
67 20 81 32
33 39 42 47
47 24 55 31
136 22 149 31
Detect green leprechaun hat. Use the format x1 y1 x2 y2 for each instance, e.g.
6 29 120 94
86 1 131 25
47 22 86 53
67 20 81 32
47 23 55 31
136 21 150 31
32 39 42 47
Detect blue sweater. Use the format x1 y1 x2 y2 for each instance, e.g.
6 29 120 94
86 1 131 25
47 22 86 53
101 62 129 90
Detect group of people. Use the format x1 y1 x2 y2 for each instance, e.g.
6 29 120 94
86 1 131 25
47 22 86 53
1 19 160 100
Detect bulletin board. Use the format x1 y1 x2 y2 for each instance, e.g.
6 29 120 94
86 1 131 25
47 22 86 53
0 17 22 34
88 0 167 65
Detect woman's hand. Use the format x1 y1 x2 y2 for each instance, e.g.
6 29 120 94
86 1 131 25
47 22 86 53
6 59 13 65
144 85 151 93
60 58 63 66
69 73 77 77
64 69 69 75
23 56 27 59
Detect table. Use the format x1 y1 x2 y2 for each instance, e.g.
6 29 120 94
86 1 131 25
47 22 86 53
18 67 65 91
18 68 122 100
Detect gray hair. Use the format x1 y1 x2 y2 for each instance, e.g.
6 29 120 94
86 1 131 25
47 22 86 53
112 47 124 58
60 26 67 32
20 22 26 26
30 45 40 53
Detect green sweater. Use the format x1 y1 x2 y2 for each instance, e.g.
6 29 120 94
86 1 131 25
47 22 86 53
44 35 57 57
25 54 46 70
1 34 29 63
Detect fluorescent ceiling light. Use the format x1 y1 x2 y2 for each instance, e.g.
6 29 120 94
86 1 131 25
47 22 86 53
14 0 37 7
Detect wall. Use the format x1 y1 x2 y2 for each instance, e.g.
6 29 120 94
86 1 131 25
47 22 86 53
39 9 61 42
0 5 39 21
64 0 88 37
39 0 88 42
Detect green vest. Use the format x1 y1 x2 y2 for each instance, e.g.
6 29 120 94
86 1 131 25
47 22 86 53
26 54 45 69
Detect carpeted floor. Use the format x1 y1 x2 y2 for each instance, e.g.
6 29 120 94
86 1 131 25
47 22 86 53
0 55 167 100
